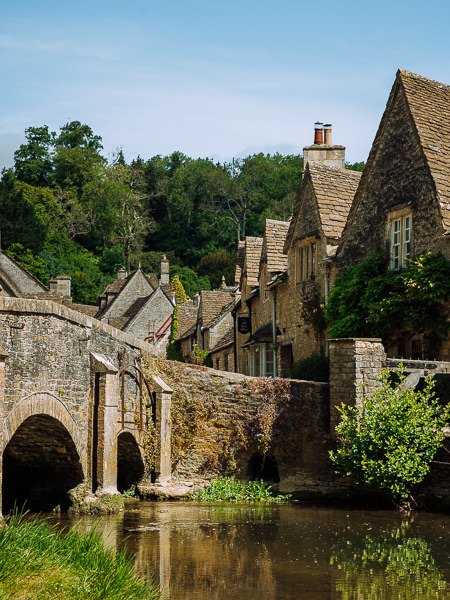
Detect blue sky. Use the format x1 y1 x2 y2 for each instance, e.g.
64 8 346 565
1 0 450 168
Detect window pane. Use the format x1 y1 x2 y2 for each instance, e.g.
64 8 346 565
311 243 316 276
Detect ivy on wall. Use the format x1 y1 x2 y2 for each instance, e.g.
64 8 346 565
326 253 450 346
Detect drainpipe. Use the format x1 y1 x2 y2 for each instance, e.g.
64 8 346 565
271 285 278 377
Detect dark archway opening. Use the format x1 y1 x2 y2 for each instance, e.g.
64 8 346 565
247 452 280 483
117 432 145 493
2 414 84 514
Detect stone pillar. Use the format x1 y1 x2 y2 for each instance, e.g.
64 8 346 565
151 375 173 483
0 348 8 517
328 338 386 437
90 353 120 495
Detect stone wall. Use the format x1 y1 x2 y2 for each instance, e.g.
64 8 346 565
145 357 334 496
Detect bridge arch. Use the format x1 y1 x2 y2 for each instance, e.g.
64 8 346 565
2 393 85 513
117 430 145 492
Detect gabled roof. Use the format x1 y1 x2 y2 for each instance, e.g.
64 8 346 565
96 268 156 319
261 219 289 273
397 70 450 230
199 290 235 328
204 300 235 331
176 303 199 339
243 236 263 287
0 251 48 297
284 164 360 251
210 326 234 353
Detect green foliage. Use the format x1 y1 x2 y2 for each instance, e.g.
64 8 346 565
170 274 188 304
330 368 450 504
291 353 329 382
191 343 209 365
6 244 49 283
197 250 235 289
170 265 211 298
345 161 365 172
0 513 158 599
326 252 450 344
190 476 291 503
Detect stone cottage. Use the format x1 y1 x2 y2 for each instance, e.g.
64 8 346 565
95 257 174 353
336 70 450 359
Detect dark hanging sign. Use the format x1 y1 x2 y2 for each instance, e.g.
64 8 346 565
238 316 251 334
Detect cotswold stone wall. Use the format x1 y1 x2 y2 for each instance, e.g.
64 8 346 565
145 357 335 496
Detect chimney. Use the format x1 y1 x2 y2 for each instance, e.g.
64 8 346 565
314 122 324 145
49 275 71 298
117 267 127 280
303 121 345 170
160 255 169 286
323 123 332 145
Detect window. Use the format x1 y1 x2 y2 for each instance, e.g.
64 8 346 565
296 239 317 282
389 210 412 269
249 344 275 377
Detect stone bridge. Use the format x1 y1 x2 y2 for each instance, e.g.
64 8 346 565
0 296 172 514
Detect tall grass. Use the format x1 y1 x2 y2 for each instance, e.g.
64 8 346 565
0 514 158 600
190 477 291 503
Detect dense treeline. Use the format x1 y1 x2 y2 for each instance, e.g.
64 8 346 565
0 121 364 304
0 121 303 302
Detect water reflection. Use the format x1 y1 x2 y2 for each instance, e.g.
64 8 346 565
52 503 450 600
331 522 447 599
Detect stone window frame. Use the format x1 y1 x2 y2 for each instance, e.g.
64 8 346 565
295 237 317 283
388 207 413 270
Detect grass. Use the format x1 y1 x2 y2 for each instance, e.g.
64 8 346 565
190 477 292 503
0 513 158 600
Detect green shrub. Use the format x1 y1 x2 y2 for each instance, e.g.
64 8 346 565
190 476 291 503
330 368 450 507
291 353 329 382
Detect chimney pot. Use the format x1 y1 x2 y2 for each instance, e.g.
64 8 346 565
314 122 324 145
160 255 169 286
324 123 332 145
117 268 127 280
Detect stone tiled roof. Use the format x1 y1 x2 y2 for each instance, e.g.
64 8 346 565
284 164 360 251
200 290 235 328
177 303 199 339
235 241 245 286
398 70 450 230
310 165 361 238
206 300 235 330
263 219 289 273
67 303 98 317
210 326 234 352
244 237 263 287
102 276 129 296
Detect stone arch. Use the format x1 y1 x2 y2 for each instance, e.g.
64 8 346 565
117 430 145 492
2 408 85 513
3 392 84 460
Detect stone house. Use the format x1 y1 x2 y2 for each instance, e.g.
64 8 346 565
176 301 199 359
0 250 97 316
280 159 361 367
233 236 263 374
209 328 235 371
95 257 174 352
336 70 450 359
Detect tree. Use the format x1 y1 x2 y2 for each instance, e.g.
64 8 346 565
330 368 450 507
14 126 55 186
197 250 235 289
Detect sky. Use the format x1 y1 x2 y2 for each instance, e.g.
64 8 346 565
1 0 450 169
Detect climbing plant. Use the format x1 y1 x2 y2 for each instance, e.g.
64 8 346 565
166 274 188 361
326 252 450 345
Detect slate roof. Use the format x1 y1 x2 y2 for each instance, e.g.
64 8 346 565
284 164 361 251
262 219 289 273
210 326 234 352
200 290 235 328
397 70 450 230
177 303 199 339
244 237 263 287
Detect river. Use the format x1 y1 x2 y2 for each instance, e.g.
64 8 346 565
51 500 450 599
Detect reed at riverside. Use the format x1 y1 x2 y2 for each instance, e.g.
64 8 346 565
190 477 291 502
0 514 158 600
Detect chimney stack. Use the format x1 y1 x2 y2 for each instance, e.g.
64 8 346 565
49 275 71 298
117 267 127 280
314 122 324 145
303 121 345 170
160 255 169 286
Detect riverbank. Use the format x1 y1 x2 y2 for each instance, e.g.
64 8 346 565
0 514 158 599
